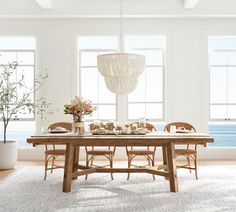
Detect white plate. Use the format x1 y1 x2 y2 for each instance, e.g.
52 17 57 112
176 129 191 133
48 130 68 133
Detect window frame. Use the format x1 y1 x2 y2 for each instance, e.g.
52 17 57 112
78 36 166 123
78 48 118 121
0 49 36 121
126 47 165 122
209 49 236 122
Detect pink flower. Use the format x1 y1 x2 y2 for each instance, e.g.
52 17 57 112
64 96 96 117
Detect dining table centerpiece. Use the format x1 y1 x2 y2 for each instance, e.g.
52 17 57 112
64 96 96 134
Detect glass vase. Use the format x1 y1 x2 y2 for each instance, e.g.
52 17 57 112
73 115 85 135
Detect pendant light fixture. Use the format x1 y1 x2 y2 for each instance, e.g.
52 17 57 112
97 0 145 95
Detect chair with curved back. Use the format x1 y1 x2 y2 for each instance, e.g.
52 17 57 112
44 122 72 180
164 122 198 180
85 123 116 180
126 122 157 180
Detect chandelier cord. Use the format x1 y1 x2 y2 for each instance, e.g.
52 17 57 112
120 0 124 52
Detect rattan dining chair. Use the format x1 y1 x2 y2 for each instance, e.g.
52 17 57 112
44 122 72 180
126 122 157 180
85 123 116 180
164 122 198 180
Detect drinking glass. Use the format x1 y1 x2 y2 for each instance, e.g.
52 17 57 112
139 117 146 128
170 125 176 133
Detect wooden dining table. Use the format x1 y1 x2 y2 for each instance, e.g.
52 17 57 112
27 132 214 193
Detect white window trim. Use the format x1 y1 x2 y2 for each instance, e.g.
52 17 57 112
78 48 118 121
209 49 236 122
126 48 165 122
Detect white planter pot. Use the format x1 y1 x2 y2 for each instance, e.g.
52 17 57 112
0 141 17 170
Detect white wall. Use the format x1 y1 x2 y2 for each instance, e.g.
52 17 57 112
1 0 236 18
0 18 236 160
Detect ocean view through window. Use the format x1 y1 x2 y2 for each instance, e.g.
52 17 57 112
209 123 236 147
0 121 35 148
209 36 236 147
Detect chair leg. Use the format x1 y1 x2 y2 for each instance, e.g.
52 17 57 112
187 155 191 173
152 154 155 180
91 156 94 166
44 154 48 180
127 154 131 180
51 156 55 173
85 154 89 180
110 155 114 180
194 154 198 180
147 156 151 166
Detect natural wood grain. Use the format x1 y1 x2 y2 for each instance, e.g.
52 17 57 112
28 135 214 146
85 148 115 180
44 122 72 180
63 143 74 192
126 122 157 180
164 122 199 180
74 168 96 177
27 133 213 193
167 143 178 192
2 160 236 182
98 167 168 176
162 144 168 179
86 123 116 180
72 146 80 180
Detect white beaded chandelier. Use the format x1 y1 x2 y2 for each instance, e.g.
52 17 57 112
97 0 145 95
97 53 145 95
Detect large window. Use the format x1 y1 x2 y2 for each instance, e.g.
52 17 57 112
209 36 236 147
126 36 165 121
78 36 166 122
0 37 36 147
78 37 118 120
210 50 236 121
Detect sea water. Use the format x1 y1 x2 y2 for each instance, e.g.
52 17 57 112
0 122 235 148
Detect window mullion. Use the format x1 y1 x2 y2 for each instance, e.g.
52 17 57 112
226 64 229 120
117 94 126 122
97 55 100 119
144 67 147 119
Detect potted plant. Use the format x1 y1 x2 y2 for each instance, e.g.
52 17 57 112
0 62 51 170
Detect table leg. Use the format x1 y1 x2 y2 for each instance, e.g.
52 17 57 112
72 146 80 180
166 142 178 192
63 143 74 192
162 144 168 176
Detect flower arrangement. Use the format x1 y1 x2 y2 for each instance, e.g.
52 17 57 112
64 96 96 122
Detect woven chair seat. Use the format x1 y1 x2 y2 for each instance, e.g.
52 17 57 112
175 149 197 155
45 149 66 155
127 150 155 155
87 150 114 155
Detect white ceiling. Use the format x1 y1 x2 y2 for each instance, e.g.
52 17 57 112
184 0 200 9
0 0 235 18
35 0 52 9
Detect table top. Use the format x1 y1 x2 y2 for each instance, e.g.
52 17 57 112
31 131 210 137
27 131 214 146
